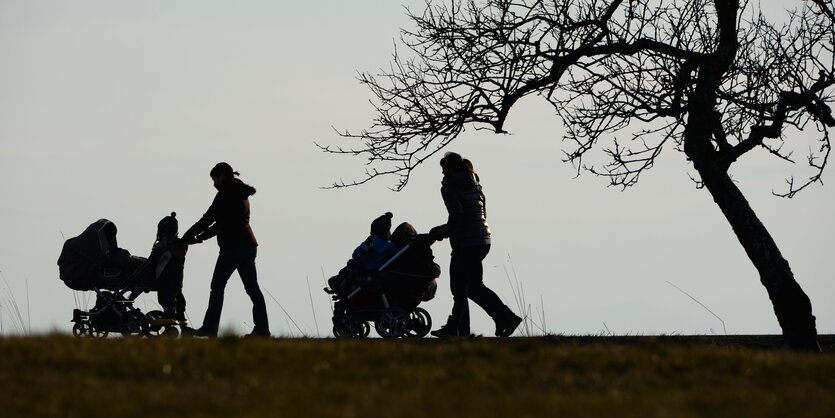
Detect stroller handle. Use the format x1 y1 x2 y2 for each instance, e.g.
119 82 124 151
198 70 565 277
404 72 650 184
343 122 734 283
377 233 439 273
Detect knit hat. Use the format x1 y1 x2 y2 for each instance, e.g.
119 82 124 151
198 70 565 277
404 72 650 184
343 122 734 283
157 212 179 238
370 212 393 239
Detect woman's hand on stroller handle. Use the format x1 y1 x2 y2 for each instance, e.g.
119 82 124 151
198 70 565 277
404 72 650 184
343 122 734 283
181 231 214 245
179 235 202 245
428 225 448 241
408 234 437 247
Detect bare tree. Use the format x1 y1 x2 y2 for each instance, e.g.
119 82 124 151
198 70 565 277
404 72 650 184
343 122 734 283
323 0 835 349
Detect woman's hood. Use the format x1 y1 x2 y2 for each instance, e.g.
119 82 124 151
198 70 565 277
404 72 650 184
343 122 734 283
220 178 256 197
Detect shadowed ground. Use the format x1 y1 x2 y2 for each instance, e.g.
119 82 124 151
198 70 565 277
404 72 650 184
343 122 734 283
1 335 833 418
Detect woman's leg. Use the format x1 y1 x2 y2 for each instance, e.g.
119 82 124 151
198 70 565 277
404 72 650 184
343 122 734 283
466 245 515 321
237 247 270 333
447 248 471 334
201 250 239 335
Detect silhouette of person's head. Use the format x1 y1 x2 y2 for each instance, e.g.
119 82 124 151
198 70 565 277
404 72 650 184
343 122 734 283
210 162 239 189
370 212 394 240
157 212 178 240
391 222 417 247
440 152 467 176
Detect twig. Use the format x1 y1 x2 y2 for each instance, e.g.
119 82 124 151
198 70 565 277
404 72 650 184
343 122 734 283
306 276 320 337
666 280 727 335
322 266 334 315
501 253 552 336
503 266 528 335
510 254 533 336
0 270 26 334
264 288 305 336
502 265 521 312
284 318 294 338
26 279 30 335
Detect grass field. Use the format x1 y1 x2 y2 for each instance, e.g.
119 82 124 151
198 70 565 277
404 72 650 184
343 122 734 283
1 335 834 418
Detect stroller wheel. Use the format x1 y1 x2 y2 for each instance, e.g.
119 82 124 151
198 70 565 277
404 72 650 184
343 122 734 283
121 310 149 337
72 322 88 337
145 310 167 337
375 307 410 338
406 308 432 338
161 326 180 338
356 321 371 338
333 318 370 338
87 323 109 338
91 328 109 338
74 321 108 338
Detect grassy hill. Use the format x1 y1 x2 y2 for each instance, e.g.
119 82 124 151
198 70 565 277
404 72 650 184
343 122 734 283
1 335 834 418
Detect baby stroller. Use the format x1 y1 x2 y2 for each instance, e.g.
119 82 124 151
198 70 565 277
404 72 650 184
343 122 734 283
326 233 441 338
57 219 187 337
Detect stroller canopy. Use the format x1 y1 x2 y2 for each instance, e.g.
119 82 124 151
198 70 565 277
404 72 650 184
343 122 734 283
58 219 121 290
68 219 118 262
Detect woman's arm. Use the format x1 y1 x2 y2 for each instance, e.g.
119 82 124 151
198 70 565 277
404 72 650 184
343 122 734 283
440 185 463 232
182 192 221 242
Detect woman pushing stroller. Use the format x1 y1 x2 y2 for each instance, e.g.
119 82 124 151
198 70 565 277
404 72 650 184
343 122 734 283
180 162 271 338
429 152 521 338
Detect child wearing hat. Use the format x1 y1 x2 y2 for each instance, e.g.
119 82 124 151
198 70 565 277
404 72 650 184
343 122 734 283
152 212 189 334
352 212 397 271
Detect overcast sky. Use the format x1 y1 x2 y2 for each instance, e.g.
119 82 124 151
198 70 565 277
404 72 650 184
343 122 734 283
1 0 832 337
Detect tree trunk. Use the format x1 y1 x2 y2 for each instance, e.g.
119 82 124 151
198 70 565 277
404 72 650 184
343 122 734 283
699 166 820 351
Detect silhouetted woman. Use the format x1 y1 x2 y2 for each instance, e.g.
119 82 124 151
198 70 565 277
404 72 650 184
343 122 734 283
430 152 521 337
182 162 270 337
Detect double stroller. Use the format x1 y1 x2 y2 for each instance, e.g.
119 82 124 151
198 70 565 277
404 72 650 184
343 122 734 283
326 226 441 338
57 218 187 337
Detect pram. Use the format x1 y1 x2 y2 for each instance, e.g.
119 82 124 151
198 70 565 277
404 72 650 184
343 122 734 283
326 234 441 338
57 219 187 337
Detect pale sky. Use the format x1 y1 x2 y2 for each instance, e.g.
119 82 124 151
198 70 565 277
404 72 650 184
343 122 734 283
1 0 832 337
